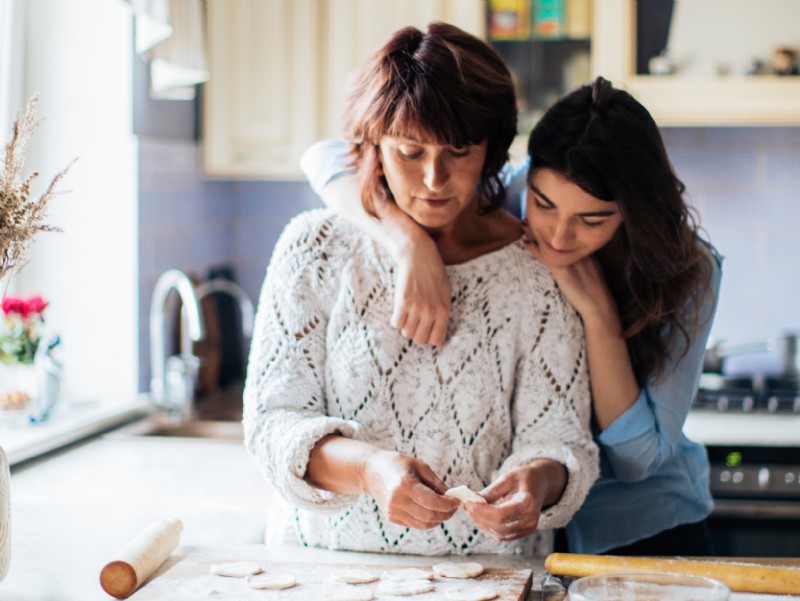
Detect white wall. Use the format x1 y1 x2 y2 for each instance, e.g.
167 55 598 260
10 0 138 404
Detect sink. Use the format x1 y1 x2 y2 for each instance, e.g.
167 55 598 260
106 416 243 442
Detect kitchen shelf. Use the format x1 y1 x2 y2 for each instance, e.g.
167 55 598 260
592 0 800 127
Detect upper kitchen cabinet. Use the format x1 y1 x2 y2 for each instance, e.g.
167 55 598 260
592 0 800 126
202 0 485 179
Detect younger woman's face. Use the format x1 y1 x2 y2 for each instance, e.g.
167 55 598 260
524 168 623 268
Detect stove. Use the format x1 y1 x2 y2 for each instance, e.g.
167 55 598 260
693 373 800 414
687 373 800 557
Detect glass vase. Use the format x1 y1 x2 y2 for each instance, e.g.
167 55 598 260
0 363 37 414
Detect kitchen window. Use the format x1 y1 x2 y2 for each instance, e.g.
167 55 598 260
1 0 144 465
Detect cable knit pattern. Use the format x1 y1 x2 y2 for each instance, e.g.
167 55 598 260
244 209 598 556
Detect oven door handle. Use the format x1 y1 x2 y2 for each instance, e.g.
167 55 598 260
712 498 800 519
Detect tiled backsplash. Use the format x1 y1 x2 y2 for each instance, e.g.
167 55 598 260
138 128 800 390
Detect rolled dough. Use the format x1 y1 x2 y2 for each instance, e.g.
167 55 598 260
433 561 484 579
444 485 487 505
381 567 435 581
246 572 298 590
332 568 381 584
209 561 263 577
377 577 435 596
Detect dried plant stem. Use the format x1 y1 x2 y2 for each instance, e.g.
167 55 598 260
0 94 73 284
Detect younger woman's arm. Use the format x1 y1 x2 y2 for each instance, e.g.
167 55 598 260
300 140 451 345
596 252 723 481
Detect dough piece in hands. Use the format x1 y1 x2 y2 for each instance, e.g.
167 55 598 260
324 588 376 601
246 572 297 590
332 568 381 584
209 561 263 577
433 561 484 579
381 567 435 581
377 578 435 596
444 485 487 505
446 586 499 601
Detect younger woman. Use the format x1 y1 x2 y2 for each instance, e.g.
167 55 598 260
300 76 722 555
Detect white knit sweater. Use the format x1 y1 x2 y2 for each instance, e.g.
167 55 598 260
243 210 598 556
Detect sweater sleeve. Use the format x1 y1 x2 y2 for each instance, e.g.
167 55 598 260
496 259 599 529
243 211 361 513
597 247 723 482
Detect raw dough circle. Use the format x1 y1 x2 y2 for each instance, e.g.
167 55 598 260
445 586 499 601
209 561 263 577
332 568 381 584
381 567 435 581
246 572 298 590
324 588 376 601
433 561 485 579
444 485 487 505
377 577 435 596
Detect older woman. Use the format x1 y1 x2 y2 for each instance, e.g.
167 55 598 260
243 22 598 556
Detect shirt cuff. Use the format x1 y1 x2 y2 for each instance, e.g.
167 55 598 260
299 139 353 195
597 388 656 446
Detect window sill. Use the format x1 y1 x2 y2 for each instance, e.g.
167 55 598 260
1 394 152 467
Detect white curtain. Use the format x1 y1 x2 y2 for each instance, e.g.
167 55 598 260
129 0 208 100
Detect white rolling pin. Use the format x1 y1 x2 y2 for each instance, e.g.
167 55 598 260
545 552 800 596
99 518 183 599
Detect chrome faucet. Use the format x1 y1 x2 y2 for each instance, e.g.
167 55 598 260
191 279 254 339
149 269 205 420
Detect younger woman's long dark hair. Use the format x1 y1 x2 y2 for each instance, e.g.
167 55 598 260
528 77 713 384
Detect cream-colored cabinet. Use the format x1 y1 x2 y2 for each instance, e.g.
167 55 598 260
592 0 800 126
203 0 485 179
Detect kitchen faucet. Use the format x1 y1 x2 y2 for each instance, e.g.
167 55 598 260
192 278 254 339
149 269 205 421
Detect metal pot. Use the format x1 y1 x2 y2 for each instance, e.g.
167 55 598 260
703 332 799 377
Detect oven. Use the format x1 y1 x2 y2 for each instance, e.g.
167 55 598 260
686 371 800 557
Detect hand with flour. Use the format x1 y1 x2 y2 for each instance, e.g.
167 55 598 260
363 449 460 530
464 459 567 542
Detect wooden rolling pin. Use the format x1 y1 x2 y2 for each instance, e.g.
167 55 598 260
99 518 183 599
545 553 800 596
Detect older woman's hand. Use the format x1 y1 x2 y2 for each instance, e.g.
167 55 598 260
363 449 459 530
464 460 567 542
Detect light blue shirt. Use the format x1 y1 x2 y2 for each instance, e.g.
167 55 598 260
299 140 722 554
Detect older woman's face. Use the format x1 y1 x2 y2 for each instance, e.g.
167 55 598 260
378 136 487 231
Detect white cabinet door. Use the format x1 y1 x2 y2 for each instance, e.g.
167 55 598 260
203 0 322 179
203 0 485 179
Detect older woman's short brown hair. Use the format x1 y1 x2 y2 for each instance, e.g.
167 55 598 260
341 22 518 216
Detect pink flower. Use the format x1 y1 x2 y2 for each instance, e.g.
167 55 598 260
1 295 48 319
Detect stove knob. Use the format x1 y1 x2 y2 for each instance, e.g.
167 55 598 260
794 396 800 412
767 396 779 413
717 395 729 411
732 471 744 484
785 472 796 484
743 395 755 412
719 470 731 483
758 467 770 489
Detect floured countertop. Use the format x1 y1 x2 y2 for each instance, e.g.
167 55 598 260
130 556 533 601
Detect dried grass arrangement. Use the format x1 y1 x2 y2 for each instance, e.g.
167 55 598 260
0 94 74 293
